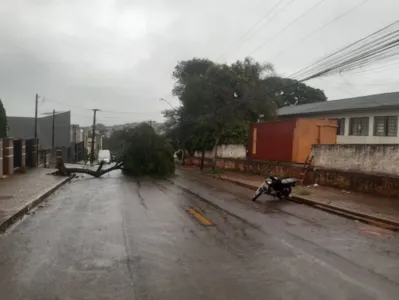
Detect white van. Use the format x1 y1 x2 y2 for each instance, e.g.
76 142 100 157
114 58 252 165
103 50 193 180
98 149 111 164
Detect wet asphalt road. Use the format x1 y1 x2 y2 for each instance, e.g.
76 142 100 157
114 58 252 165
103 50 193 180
1 170 399 299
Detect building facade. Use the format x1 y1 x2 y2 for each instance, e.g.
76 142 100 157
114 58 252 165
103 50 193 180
277 92 399 144
7 111 71 149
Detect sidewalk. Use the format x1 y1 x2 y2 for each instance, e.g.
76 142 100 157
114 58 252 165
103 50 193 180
184 167 399 230
0 168 71 231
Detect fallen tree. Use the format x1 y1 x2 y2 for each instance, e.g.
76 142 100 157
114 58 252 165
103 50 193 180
52 122 175 178
53 159 124 177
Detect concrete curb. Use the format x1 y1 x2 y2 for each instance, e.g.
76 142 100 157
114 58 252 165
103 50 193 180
0 175 75 233
207 174 399 231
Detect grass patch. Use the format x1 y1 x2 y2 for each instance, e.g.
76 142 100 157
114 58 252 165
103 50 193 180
295 186 311 196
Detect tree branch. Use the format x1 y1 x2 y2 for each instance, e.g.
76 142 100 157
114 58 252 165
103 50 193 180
54 158 124 178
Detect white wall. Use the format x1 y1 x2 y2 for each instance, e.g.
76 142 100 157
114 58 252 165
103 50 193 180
312 144 399 176
194 144 246 159
304 109 399 144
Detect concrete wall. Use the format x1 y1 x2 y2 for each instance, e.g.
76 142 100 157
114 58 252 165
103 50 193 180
312 144 399 176
185 156 399 198
280 108 399 144
193 144 246 159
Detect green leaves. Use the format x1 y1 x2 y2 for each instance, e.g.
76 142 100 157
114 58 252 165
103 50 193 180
263 77 327 107
163 57 327 155
111 123 175 177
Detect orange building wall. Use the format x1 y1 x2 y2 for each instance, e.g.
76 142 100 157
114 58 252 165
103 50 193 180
292 119 337 163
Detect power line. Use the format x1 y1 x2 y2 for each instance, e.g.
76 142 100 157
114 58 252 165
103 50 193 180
296 38 399 82
338 45 399 73
248 21 399 105
289 23 399 79
293 37 399 81
216 0 286 61
248 0 329 56
269 0 370 61
42 97 156 115
42 97 93 110
287 21 399 82
345 60 399 75
219 0 295 62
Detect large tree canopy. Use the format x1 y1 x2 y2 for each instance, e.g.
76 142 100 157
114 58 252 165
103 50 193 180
263 77 327 107
163 56 327 169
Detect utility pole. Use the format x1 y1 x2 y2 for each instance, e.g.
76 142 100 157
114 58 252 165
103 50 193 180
34 94 39 138
71 124 78 163
73 125 77 163
90 109 99 164
34 94 39 166
51 109 55 162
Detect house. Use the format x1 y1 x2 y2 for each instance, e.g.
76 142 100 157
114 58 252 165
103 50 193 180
277 92 399 144
83 128 103 157
70 124 84 143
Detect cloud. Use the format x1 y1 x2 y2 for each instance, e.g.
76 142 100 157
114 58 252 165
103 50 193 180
0 0 398 125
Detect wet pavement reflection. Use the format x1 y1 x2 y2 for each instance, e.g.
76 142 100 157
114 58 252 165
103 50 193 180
0 170 399 299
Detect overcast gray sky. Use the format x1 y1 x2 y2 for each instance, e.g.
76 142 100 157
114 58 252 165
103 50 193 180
1 0 398 125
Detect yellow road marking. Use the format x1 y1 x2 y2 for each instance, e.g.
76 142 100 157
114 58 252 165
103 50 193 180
187 208 212 226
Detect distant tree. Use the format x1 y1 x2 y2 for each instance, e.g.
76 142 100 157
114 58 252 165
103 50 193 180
262 77 327 107
0 99 7 138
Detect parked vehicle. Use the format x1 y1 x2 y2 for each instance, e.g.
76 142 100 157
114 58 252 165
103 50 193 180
252 174 297 201
98 149 111 164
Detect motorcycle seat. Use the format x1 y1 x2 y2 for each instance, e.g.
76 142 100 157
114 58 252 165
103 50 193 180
281 178 297 184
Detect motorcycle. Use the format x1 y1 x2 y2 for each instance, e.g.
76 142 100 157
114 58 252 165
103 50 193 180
252 175 297 201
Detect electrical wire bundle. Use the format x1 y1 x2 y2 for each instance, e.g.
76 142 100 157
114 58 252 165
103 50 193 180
289 20 399 82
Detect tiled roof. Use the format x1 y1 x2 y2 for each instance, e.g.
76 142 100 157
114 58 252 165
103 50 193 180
277 92 399 116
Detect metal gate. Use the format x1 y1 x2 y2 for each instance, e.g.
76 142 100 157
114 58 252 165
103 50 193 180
26 139 33 167
13 139 22 169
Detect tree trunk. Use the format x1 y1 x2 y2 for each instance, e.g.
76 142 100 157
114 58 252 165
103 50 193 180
181 149 185 166
54 158 124 177
200 147 205 170
211 135 220 171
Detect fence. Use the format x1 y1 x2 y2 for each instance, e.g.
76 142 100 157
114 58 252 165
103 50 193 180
193 144 247 159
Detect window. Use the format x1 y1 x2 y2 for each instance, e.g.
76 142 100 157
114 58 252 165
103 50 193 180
349 117 369 136
336 118 345 135
374 116 398 137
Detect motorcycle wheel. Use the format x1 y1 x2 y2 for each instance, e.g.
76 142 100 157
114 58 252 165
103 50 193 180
282 186 292 199
252 187 264 202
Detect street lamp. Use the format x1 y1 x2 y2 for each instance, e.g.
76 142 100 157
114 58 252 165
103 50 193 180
159 98 176 110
